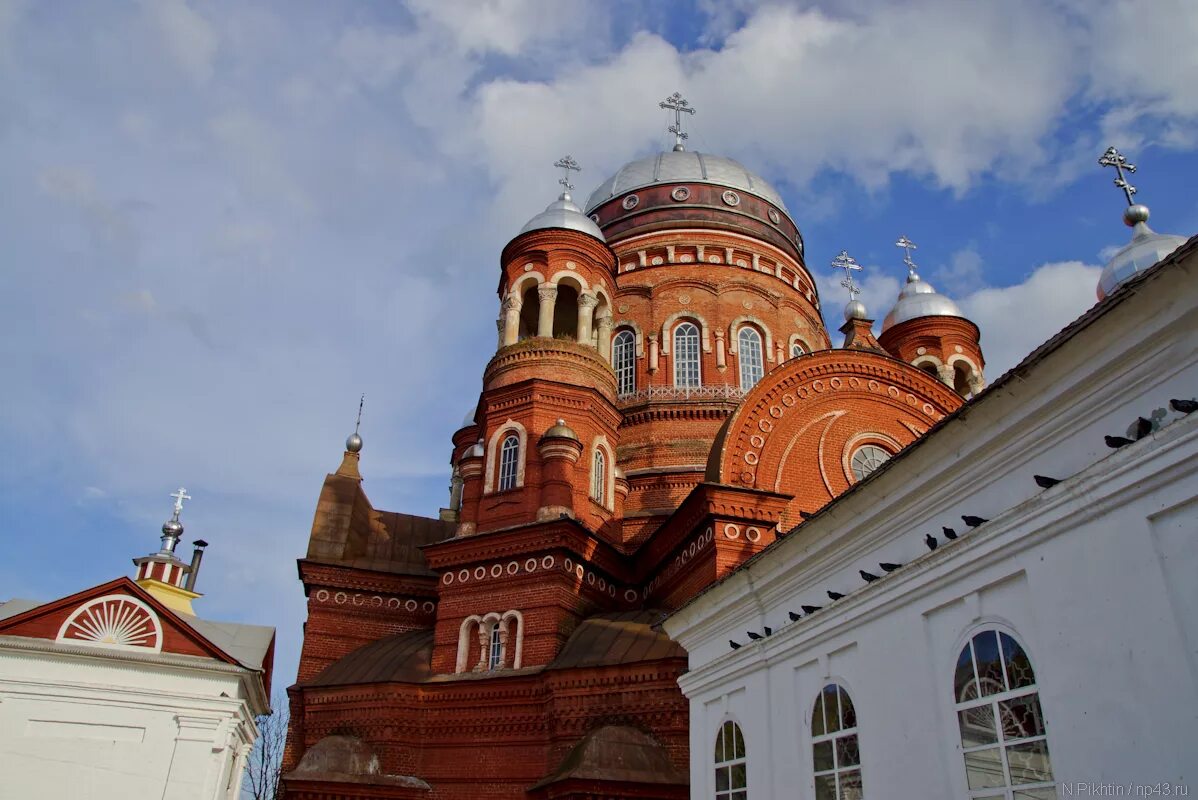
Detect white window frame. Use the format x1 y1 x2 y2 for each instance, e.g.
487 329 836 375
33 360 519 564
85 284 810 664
738 327 765 390
850 444 891 481
954 629 1055 799
613 329 636 395
591 448 606 505
673 322 701 388
488 623 503 670
811 683 863 800
498 433 520 491
714 718 747 799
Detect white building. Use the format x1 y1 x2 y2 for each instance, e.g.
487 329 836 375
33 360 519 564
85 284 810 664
663 234 1197 800
0 496 274 800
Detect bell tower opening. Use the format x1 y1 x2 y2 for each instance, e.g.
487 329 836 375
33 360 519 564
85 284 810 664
518 286 539 340
553 283 579 339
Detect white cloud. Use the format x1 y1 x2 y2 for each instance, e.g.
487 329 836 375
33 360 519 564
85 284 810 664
140 0 217 85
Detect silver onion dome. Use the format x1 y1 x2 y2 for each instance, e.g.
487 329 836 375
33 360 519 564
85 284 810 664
585 150 789 215
519 192 605 242
881 272 964 332
465 439 485 459
844 299 869 321
1097 206 1187 300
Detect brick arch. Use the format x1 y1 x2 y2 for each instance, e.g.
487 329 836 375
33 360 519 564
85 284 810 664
707 350 962 528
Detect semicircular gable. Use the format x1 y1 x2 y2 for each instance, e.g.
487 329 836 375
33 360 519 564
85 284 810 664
707 350 962 527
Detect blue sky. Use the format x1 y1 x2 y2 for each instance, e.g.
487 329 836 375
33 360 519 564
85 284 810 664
1 0 1196 691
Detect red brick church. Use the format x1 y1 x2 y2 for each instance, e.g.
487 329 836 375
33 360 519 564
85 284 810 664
281 96 985 800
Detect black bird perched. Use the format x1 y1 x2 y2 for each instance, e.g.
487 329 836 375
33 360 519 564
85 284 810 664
730 640 742 650
788 611 802 622
747 631 762 640
1034 474 1062 489
1134 416 1153 439
925 533 938 551
827 590 845 601
763 626 773 636
880 562 902 572
943 526 958 540
801 604 822 614
962 515 988 528
1171 398 1198 414
860 570 879 582
1105 435 1134 448
799 510 815 520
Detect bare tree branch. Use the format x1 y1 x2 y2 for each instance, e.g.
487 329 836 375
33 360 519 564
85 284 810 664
242 692 289 800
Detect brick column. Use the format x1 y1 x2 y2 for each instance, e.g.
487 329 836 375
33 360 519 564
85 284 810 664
537 284 557 338
577 292 598 345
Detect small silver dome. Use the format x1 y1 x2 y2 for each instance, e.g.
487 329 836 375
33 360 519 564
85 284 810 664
162 519 184 537
585 150 789 215
881 272 964 331
465 439 485 458
519 193 605 242
1098 213 1187 300
844 299 868 321
346 432 363 453
459 409 477 429
542 418 579 441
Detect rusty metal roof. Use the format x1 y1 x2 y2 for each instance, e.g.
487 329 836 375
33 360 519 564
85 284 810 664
531 725 688 790
549 611 685 670
306 629 433 687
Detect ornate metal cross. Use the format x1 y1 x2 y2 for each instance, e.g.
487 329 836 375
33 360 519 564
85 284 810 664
1098 146 1137 205
659 92 696 151
170 487 191 519
354 393 364 435
895 235 919 275
553 155 581 193
831 250 863 301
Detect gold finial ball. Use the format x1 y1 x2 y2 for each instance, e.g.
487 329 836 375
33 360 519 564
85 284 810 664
1123 204 1150 226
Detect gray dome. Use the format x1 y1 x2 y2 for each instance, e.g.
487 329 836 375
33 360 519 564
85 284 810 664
345 432 363 453
585 151 788 214
1098 219 1186 300
882 273 964 331
519 193 605 242
542 419 579 441
460 409 477 428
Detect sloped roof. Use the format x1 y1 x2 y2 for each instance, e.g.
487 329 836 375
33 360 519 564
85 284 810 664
549 611 684 670
306 629 433 686
531 725 687 790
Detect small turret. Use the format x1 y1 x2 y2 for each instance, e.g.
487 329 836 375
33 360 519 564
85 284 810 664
133 487 203 615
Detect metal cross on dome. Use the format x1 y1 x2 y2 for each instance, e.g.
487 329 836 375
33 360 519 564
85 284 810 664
169 487 191 520
831 250 863 302
354 393 364 435
553 155 581 193
1098 146 1137 206
659 92 696 151
895 235 919 276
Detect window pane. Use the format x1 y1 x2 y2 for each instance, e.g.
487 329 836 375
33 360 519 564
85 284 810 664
839 769 863 800
839 687 856 730
733 724 745 759
1000 694 1047 741
738 327 764 390
716 765 730 791
812 692 826 737
955 642 979 702
731 792 747 800
673 323 701 387
714 725 725 762
499 435 519 491
813 740 834 772
958 704 999 748
1001 633 1037 689
973 631 1007 697
836 734 860 767
814 774 837 800
613 331 636 395
730 762 746 789
964 747 1006 790
1007 740 1053 784
822 685 840 734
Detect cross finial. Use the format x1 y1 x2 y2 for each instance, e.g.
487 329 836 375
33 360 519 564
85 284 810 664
659 92 696 152
895 235 919 278
1098 146 1137 206
169 487 191 521
553 155 581 194
832 250 863 302
354 394 364 435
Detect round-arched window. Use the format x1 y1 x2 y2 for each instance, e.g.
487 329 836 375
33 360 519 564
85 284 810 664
498 433 520 491
591 448 606 505
738 327 764 390
791 341 807 359
673 322 701 388
714 719 746 799
850 445 891 481
613 330 636 396
812 683 862 799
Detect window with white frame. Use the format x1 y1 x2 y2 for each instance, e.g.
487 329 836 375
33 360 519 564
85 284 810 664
591 448 606 505
488 623 503 670
714 719 747 799
498 433 520 491
738 327 764 389
850 445 891 481
613 329 636 395
954 630 1054 799
812 684 862 800
791 341 807 358
674 322 701 388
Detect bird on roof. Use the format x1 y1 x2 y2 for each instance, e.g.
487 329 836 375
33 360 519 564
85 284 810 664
1034 475 1062 489
730 640 742 650
962 515 988 528
1171 398 1197 414
925 533 938 551
746 631 762 640
1133 416 1154 439
802 604 822 614
827 590 845 601
943 526 958 541
860 570 879 583
1106 435 1134 448
880 562 902 572
788 611 802 621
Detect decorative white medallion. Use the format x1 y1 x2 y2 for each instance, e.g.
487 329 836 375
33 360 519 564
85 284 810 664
622 194 639 210
671 186 691 201
56 595 163 652
722 190 741 207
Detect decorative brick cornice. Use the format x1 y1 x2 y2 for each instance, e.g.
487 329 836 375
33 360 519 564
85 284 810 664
299 561 438 599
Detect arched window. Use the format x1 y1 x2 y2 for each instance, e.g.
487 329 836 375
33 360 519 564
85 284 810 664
714 719 746 799
954 630 1054 798
591 448 606 505
738 327 764 390
850 445 891 481
791 341 806 359
498 433 520 491
613 330 636 395
674 322 701 388
812 684 862 799
488 624 503 670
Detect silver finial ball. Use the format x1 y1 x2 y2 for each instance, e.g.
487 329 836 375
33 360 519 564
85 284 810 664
844 300 868 321
1123 204 1150 226
346 432 363 453
162 519 184 537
